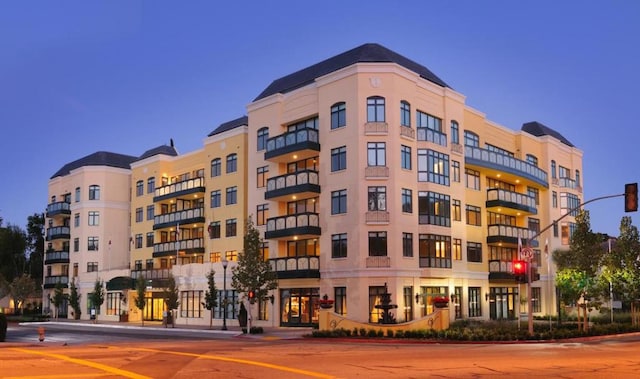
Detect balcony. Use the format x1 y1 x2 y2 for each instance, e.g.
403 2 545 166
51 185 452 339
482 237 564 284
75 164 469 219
400 125 415 139
366 256 390 268
558 177 582 192
488 260 518 281
269 256 320 279
46 226 70 241
153 177 205 202
131 269 172 288
265 170 320 201
153 207 205 230
264 127 320 163
265 212 321 240
364 122 388 135
486 188 537 215
44 249 70 264
46 201 71 217
365 210 389 224
153 238 205 258
465 146 548 188
43 275 68 289
364 166 389 179
417 128 447 147
487 224 539 247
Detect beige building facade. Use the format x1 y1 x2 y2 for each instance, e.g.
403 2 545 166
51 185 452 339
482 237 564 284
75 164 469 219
45 43 583 328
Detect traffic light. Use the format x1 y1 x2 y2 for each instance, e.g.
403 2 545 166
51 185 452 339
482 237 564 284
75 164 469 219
513 260 526 283
625 183 638 212
248 290 256 303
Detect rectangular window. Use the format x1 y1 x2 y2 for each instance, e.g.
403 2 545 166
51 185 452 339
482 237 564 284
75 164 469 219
467 241 483 262
403 286 414 322
134 260 142 271
418 191 451 226
367 97 385 122
136 181 144 196
331 233 347 258
208 221 221 239
401 188 412 213
334 287 347 316
226 187 237 205
89 185 100 200
211 159 221 177
226 154 238 173
74 213 80 227
180 291 203 318
331 189 347 214
400 101 411 127
73 263 78 277
465 168 480 190
369 286 386 323
452 161 460 182
368 186 386 211
87 262 98 272
135 234 143 249
552 191 558 208
146 205 154 221
256 166 268 188
331 102 346 129
451 121 459 144
417 149 450 185
256 204 269 226
452 238 462 260
452 199 462 221
88 237 99 251
401 145 411 170
527 187 540 205
368 231 387 256
367 142 386 166
226 219 237 237
145 259 153 270
75 187 81 202
146 232 154 247
468 287 482 317
419 234 451 268
210 190 221 208
73 238 79 252
531 287 541 313
465 205 481 226
147 177 155 194
331 146 347 171
135 207 143 223
402 232 413 257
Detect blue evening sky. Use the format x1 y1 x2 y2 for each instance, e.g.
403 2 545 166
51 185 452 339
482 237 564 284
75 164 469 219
1 1 638 237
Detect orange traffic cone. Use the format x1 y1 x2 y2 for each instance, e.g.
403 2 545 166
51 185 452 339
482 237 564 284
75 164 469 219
38 327 45 342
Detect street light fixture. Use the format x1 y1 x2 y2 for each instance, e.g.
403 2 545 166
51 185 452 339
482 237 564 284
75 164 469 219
221 256 228 331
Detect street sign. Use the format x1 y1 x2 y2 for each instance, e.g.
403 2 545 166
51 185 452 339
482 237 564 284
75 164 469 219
521 247 533 259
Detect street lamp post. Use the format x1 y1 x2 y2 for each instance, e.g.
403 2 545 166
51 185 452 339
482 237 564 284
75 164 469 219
221 256 228 331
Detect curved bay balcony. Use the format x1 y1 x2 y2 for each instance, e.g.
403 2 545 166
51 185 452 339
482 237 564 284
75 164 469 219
265 170 320 202
153 177 205 202
44 249 70 264
465 146 548 188
153 207 205 230
488 260 518 281
131 269 172 288
46 201 71 217
46 226 70 241
152 238 204 258
265 212 321 240
269 256 320 279
486 188 537 215
487 224 539 247
264 127 320 163
44 275 68 289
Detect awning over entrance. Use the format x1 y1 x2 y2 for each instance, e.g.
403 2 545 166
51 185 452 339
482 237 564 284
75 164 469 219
106 276 134 291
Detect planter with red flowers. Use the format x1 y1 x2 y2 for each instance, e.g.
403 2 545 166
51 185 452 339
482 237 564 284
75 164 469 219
433 296 450 308
318 294 335 309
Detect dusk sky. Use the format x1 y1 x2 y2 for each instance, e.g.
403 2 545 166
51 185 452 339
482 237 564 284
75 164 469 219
1 1 638 237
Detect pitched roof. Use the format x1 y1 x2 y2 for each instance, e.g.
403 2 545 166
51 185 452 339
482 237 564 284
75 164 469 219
136 144 179 161
521 121 574 147
254 43 449 101
51 151 137 179
207 115 248 137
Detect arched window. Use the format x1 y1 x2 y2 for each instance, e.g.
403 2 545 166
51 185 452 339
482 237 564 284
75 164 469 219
450 121 459 144
136 180 144 196
211 158 221 177
464 131 479 147
331 102 346 129
400 101 411 127
75 187 81 202
551 160 557 179
367 96 385 122
89 185 100 200
147 177 155 194
257 127 269 151
526 154 538 167
226 153 238 173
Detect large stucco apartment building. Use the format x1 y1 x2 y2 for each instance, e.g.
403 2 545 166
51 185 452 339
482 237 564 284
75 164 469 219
44 43 583 328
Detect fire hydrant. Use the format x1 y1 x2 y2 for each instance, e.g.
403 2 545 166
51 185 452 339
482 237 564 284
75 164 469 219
38 327 45 342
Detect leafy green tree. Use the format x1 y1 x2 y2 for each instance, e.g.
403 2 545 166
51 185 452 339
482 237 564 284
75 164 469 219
135 275 147 326
25 213 44 289
0 224 27 283
9 274 36 314
600 217 640 306
52 282 65 319
89 279 105 323
162 273 180 327
0 274 8 300
203 270 218 329
68 278 82 320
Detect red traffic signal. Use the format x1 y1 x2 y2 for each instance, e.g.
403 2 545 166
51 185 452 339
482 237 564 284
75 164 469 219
248 290 255 300
625 183 638 212
513 260 526 275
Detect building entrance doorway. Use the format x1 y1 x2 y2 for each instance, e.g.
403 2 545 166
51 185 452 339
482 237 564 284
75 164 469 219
489 287 518 320
143 293 165 321
280 288 319 327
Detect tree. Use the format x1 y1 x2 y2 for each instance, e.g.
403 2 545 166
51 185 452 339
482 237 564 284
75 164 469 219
0 224 27 283
68 278 82 320
52 282 65 319
203 270 218 329
162 273 179 328
9 274 36 314
25 213 44 289
89 279 105 323
231 217 278 330
135 275 147 326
